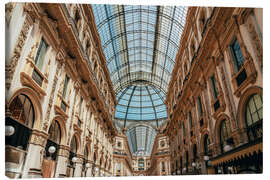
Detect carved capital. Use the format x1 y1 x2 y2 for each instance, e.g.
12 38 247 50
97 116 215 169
29 130 48 147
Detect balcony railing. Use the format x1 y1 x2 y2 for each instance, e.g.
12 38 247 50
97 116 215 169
236 68 247 87
32 69 44 87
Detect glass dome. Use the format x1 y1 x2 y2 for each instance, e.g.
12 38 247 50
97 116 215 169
114 82 167 122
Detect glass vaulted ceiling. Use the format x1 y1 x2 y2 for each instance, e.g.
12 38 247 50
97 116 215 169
92 4 187 156
92 5 187 93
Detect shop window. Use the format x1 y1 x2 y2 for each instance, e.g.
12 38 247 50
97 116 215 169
220 119 233 153
203 135 210 155
34 37 49 70
245 94 263 141
6 94 35 150
193 144 197 161
185 151 189 168
45 120 61 160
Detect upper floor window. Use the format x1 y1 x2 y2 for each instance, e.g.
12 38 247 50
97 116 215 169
35 38 49 70
245 94 262 126
79 97 83 117
210 74 218 100
189 111 193 128
182 122 186 137
62 75 70 98
198 96 203 117
230 39 244 73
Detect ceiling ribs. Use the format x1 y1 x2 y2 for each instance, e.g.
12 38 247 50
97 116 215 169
151 6 160 82
123 85 136 128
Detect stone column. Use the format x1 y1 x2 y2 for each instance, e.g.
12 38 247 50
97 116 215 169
85 161 93 177
22 130 48 178
54 145 70 178
73 156 83 177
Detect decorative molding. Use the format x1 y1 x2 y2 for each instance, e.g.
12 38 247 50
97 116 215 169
6 16 31 89
29 130 48 147
43 69 60 131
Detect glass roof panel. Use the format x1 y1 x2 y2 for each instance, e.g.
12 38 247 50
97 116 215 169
114 83 167 122
127 125 157 156
92 4 187 94
92 4 187 157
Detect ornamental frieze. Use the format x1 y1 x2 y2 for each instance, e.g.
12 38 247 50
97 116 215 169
6 16 31 89
29 130 48 147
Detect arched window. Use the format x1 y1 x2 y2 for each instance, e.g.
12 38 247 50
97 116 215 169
245 94 263 141
245 94 262 126
6 94 35 150
220 119 233 153
9 94 35 128
185 151 189 169
70 136 77 154
193 144 197 162
84 147 89 160
67 136 78 177
44 120 61 160
203 135 210 155
48 120 61 144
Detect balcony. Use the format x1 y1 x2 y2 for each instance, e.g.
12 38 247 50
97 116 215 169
232 60 257 97
54 94 69 120
211 94 226 119
20 55 48 98
199 115 207 132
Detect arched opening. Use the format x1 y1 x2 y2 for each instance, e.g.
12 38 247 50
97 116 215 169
219 119 234 153
192 144 198 162
5 94 36 178
6 94 35 150
185 151 189 172
138 158 144 171
203 134 210 155
245 94 263 141
45 120 61 160
42 120 62 178
67 135 78 177
82 145 89 177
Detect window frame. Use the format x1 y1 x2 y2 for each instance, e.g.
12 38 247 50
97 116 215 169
34 37 49 71
229 38 245 73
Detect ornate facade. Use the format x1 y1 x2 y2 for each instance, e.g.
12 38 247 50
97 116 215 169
5 2 262 178
165 7 262 175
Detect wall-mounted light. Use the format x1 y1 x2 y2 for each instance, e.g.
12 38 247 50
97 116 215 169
203 155 209 161
72 157 78 163
5 125 15 136
223 144 232 152
85 163 90 168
